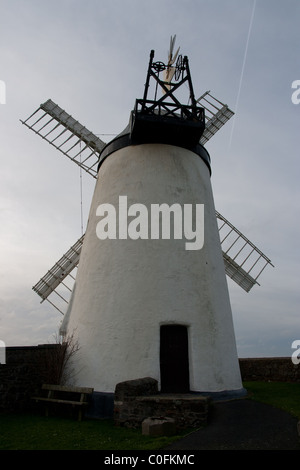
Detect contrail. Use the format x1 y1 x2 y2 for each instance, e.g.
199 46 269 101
229 0 257 148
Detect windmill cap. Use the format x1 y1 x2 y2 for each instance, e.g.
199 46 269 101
97 112 211 175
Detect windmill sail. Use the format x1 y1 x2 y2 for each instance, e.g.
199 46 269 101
197 91 234 145
32 235 84 314
216 212 274 292
20 99 105 178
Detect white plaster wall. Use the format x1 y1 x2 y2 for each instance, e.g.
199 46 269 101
65 143 242 393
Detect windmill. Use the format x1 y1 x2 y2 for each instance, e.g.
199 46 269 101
21 37 273 400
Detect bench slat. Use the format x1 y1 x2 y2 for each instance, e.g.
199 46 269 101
32 384 94 421
42 384 94 394
32 397 88 406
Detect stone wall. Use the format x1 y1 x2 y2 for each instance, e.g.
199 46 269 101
0 344 63 411
114 377 211 430
239 357 300 382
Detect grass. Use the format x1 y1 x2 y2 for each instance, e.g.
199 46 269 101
0 381 299 450
0 412 187 451
243 381 300 419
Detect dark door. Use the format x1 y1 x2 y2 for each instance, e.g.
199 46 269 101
160 325 190 393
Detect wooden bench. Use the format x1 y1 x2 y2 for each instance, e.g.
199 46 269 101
32 384 94 421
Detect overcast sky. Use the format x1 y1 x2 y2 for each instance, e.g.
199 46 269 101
0 0 299 359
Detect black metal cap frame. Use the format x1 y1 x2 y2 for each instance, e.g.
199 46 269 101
98 50 211 174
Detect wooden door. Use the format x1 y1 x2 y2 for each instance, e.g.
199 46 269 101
160 325 190 393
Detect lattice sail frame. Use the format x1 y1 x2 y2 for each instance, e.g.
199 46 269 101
197 91 235 145
20 99 105 178
32 236 84 314
216 212 274 292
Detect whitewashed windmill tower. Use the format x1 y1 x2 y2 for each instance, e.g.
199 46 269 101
22 38 273 402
